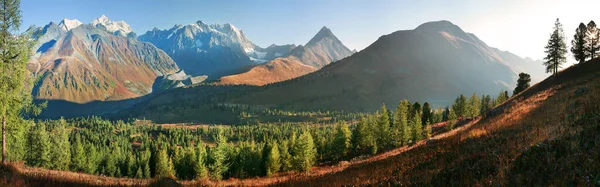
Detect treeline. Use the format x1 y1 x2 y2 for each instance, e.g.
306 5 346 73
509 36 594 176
6 90 512 181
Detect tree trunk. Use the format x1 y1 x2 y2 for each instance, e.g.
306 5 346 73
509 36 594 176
2 115 5 165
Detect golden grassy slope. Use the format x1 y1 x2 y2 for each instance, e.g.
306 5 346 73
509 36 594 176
218 57 317 86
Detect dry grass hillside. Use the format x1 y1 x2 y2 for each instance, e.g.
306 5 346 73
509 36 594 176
278 60 600 186
3 60 600 186
219 57 317 86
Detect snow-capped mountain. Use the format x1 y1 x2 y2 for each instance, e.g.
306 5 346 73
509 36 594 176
28 19 180 104
139 21 295 79
91 15 134 37
57 18 82 31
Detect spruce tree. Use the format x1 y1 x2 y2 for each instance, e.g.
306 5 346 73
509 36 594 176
544 18 567 75
393 100 411 146
422 102 432 126
48 123 70 170
585 21 600 60
265 141 280 176
0 0 38 165
513 73 531 96
468 93 481 117
411 111 423 142
194 141 208 179
155 147 175 179
332 122 351 160
571 23 587 63
208 130 229 180
25 123 50 167
292 131 316 172
278 139 292 171
376 104 391 148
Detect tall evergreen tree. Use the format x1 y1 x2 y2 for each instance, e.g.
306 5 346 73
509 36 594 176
25 123 50 167
208 131 229 180
422 102 432 125
467 93 481 117
194 141 208 179
543 18 567 75
48 122 70 170
292 131 316 172
452 95 467 118
411 111 423 142
393 100 411 146
71 134 86 171
376 104 391 148
585 21 600 60
332 122 351 160
513 73 532 96
265 141 280 176
278 139 293 172
571 23 587 63
155 147 175 179
0 0 39 164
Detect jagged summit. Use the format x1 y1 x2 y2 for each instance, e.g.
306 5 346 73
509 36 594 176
57 18 82 31
307 26 337 46
91 15 133 35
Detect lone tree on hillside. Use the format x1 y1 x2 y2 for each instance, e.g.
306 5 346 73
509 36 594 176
543 18 567 75
513 73 532 96
571 23 587 63
0 0 41 164
585 21 600 60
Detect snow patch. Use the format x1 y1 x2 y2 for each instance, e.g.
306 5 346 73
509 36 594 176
58 19 83 31
91 15 133 34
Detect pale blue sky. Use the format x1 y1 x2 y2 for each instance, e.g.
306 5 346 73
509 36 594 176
20 0 600 62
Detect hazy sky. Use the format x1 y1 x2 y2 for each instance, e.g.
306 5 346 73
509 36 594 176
20 0 600 63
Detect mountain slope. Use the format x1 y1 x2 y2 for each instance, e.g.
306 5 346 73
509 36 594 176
29 20 179 103
219 26 353 85
279 59 600 187
139 21 293 79
231 21 533 111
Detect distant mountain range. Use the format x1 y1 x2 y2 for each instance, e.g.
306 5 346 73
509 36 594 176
27 17 546 119
138 21 297 79
231 20 547 111
219 26 354 85
28 16 182 103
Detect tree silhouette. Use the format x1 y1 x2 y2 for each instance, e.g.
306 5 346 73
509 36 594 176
571 23 587 63
513 73 532 96
543 18 567 75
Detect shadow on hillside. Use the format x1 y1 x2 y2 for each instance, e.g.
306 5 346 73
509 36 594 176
35 94 152 119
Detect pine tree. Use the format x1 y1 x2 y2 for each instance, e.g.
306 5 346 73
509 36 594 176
84 143 99 174
422 102 432 126
291 131 316 172
25 123 50 167
585 21 600 60
135 166 143 179
332 122 351 160
468 93 481 117
155 147 175 179
571 22 587 63
513 73 531 96
278 139 293 171
411 111 423 142
376 104 391 148
265 141 280 176
393 100 411 146
544 18 567 75
194 141 208 179
452 95 467 118
208 129 229 180
48 122 70 170
0 0 39 164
